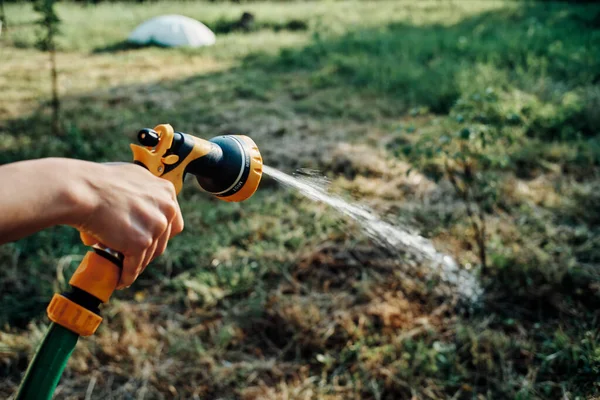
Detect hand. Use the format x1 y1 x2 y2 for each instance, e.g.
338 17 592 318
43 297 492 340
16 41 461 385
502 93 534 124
68 162 184 289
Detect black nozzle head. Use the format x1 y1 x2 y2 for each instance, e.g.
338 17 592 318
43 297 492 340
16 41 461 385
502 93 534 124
186 135 248 196
137 128 160 147
184 133 262 202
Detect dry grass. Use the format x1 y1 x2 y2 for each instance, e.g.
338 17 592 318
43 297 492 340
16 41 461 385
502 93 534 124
1 1 600 399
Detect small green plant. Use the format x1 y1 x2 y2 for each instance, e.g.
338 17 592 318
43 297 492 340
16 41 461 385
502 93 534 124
33 0 61 136
406 89 517 272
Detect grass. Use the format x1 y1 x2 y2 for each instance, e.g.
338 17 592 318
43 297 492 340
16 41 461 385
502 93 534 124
1 1 600 399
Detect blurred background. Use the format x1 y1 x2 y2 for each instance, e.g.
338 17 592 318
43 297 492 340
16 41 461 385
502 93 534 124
1 1 599 399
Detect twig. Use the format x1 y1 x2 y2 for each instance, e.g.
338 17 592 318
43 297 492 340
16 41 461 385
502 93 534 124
445 160 487 271
50 46 60 136
0 0 6 32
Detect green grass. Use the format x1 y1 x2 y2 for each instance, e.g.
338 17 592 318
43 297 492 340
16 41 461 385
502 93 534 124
1 1 600 399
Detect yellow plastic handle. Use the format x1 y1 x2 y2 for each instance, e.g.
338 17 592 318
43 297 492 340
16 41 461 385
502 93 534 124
80 232 98 247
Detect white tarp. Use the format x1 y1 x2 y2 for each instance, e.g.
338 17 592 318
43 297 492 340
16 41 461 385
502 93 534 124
128 15 216 48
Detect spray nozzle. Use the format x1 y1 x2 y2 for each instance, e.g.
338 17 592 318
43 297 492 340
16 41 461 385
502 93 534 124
51 124 263 341
131 124 263 201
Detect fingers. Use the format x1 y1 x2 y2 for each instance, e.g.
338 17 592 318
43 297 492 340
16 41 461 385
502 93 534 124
119 209 181 290
152 224 171 263
139 213 166 269
158 181 184 238
142 206 180 271
115 179 184 291
141 237 159 275
119 248 147 289
171 199 184 238
155 187 183 241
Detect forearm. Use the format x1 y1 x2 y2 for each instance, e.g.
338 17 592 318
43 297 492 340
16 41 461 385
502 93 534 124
0 158 94 244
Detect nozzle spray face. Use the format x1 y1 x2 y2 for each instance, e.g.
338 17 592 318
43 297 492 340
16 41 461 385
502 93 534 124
186 135 263 202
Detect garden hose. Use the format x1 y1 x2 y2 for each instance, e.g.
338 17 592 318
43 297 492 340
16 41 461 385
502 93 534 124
15 124 263 399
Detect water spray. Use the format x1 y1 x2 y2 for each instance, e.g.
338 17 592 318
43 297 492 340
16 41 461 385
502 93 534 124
16 124 263 400
263 166 482 301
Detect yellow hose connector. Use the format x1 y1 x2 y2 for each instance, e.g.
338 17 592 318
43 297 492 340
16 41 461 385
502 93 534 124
47 294 102 337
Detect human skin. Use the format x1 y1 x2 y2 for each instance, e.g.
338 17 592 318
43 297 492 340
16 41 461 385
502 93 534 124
0 158 184 289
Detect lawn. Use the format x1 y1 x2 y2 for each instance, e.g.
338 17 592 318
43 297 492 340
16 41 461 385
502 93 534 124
1 1 599 399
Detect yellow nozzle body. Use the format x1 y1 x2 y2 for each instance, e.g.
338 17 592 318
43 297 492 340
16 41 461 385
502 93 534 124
130 124 263 201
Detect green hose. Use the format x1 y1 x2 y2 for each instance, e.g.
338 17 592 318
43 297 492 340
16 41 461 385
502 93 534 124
15 323 79 400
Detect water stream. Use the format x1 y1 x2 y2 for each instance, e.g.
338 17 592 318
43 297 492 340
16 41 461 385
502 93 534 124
263 165 482 301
